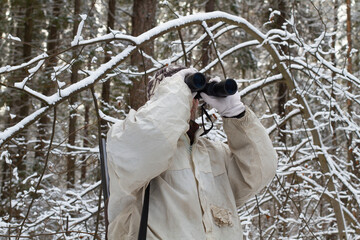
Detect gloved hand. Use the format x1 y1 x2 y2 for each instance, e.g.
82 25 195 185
200 77 245 118
173 67 198 98
173 67 197 80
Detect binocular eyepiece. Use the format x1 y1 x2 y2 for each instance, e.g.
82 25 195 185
184 72 237 97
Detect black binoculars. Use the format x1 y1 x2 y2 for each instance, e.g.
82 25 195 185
185 72 237 97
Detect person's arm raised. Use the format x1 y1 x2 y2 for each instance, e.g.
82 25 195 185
107 69 195 194
201 88 277 207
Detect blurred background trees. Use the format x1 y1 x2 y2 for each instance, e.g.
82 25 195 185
0 0 359 239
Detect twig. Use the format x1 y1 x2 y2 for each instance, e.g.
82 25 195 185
178 29 188 67
140 49 149 103
90 86 104 239
275 175 319 239
201 21 226 79
255 195 263 240
1 230 99 238
16 107 57 240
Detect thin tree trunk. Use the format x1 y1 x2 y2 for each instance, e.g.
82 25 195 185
345 0 359 222
129 0 157 110
274 0 288 145
35 0 61 164
0 0 5 41
1 0 20 201
13 0 34 179
330 0 338 152
101 0 116 133
346 0 355 169
269 1 288 237
67 0 81 188
81 96 90 183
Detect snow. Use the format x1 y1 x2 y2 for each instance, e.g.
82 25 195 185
269 10 281 21
7 33 21 42
13 167 19 182
76 11 263 48
239 73 282 96
22 173 38 184
0 106 49 146
201 40 259 73
0 53 48 74
48 45 136 104
99 110 121 124
71 14 87 46
57 81 66 88
95 47 104 52
0 150 11 164
14 77 29 89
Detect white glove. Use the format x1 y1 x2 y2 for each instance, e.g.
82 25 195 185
173 68 198 98
200 78 245 117
173 67 197 79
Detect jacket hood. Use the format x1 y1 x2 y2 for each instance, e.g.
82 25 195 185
147 65 187 100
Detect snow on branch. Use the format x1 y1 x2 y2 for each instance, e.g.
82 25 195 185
0 53 48 74
71 14 88 47
0 12 271 147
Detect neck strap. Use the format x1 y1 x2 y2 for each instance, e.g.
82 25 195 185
200 103 214 136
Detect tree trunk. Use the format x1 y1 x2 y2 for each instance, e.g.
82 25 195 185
1 0 21 201
35 0 61 165
330 0 338 152
0 0 6 38
273 0 288 145
81 94 90 183
67 0 81 188
100 0 116 133
269 0 289 236
13 0 34 179
346 0 355 169
129 0 157 110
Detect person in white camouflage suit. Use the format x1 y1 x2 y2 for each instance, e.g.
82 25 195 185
106 65 278 240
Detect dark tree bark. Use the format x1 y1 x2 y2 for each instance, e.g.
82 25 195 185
35 0 62 164
1 0 20 202
269 0 288 145
129 0 157 110
268 1 289 237
1 0 35 223
101 0 116 133
81 96 90 183
330 0 338 151
13 0 35 179
0 0 6 37
67 0 81 188
346 0 355 170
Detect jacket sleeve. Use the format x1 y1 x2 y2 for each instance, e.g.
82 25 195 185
106 75 192 194
222 107 278 207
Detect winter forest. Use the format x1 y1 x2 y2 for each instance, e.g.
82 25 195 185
0 0 360 239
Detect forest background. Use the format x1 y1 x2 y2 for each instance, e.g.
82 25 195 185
0 0 360 239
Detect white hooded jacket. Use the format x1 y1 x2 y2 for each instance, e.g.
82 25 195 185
106 74 278 239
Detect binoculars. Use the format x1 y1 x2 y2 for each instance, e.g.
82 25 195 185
185 72 238 97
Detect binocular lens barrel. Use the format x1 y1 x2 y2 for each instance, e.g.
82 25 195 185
184 73 206 92
185 73 238 97
204 79 237 97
